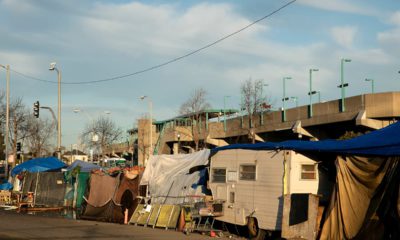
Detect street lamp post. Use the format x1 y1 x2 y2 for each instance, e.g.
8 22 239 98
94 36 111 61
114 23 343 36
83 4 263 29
308 68 319 117
140 96 153 165
282 77 292 122
339 58 351 112
49 62 62 159
0 64 10 177
223 96 230 132
365 78 375 94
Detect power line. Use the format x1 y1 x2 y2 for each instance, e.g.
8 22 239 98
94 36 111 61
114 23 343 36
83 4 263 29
9 0 297 85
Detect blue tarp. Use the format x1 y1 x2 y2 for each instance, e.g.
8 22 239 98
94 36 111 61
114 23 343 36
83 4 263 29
213 121 400 156
66 160 101 172
11 157 66 177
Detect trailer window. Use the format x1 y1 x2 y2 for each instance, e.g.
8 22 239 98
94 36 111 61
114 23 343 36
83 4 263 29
301 164 316 180
239 165 256 181
212 168 226 183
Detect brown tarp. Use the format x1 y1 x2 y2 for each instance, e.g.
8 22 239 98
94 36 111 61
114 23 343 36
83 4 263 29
82 171 140 223
320 156 400 239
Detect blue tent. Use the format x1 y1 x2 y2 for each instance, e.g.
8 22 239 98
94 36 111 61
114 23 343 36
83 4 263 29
11 157 66 177
66 160 101 172
213 121 400 156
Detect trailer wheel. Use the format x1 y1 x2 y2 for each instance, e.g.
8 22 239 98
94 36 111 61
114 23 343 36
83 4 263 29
247 217 267 240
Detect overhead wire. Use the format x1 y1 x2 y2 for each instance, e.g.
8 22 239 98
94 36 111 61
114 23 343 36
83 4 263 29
8 0 296 85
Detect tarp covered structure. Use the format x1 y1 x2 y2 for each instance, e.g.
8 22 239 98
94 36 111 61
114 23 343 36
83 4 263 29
22 172 66 207
81 170 140 223
11 157 66 177
213 122 400 239
140 149 210 204
213 121 400 156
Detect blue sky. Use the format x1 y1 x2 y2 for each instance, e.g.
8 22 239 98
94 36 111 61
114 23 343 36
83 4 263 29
0 0 399 147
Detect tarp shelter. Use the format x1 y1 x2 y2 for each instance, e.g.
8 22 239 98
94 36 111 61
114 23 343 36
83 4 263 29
22 172 66 207
81 170 140 223
212 122 400 239
11 157 66 177
64 160 100 208
213 121 400 156
66 160 101 172
140 149 210 204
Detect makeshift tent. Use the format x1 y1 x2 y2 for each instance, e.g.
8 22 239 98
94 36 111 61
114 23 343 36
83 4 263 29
81 170 140 223
64 160 100 208
212 121 400 239
22 172 66 207
11 157 66 177
140 149 210 204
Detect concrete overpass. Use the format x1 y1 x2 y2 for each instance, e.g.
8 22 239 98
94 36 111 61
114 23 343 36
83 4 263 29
132 92 399 165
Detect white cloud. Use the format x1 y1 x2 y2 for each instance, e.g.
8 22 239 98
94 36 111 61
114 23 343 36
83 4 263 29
331 26 357 48
389 11 400 25
377 11 400 56
299 0 378 16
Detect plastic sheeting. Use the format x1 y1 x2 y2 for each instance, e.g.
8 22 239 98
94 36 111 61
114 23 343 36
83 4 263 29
140 149 210 204
22 172 66 207
213 121 400 156
319 156 400 239
67 160 100 172
11 157 66 176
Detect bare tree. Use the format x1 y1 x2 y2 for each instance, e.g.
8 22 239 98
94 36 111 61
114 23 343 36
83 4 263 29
24 116 55 158
241 78 271 143
179 88 211 151
80 115 123 159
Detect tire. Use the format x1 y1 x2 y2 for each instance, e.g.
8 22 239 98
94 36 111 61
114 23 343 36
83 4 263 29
247 217 267 240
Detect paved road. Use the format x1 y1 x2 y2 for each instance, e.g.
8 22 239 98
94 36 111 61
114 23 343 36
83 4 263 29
0 209 241 240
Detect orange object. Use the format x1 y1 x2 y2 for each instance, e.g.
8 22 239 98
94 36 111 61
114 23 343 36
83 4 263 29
124 208 129 224
210 231 216 237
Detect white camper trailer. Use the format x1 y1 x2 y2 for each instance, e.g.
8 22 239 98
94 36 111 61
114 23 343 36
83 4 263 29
209 149 329 239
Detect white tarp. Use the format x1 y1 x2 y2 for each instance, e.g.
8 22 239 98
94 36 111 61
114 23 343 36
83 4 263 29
140 149 210 204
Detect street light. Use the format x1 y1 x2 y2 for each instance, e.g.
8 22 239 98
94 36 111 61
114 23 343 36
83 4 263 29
308 68 319 117
282 76 292 122
49 62 62 159
140 95 153 165
339 58 351 112
0 64 10 177
223 95 230 131
365 78 375 94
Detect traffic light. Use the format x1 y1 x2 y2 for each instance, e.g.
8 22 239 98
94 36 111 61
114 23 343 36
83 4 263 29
33 101 40 118
16 142 21 152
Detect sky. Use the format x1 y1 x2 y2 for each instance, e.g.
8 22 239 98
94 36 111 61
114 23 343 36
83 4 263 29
0 0 399 148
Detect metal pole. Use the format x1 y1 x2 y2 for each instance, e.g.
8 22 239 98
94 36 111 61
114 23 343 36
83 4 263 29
149 99 152 160
317 91 321 103
57 69 62 160
1 65 10 179
309 69 313 117
340 59 351 112
283 77 286 121
340 59 344 112
282 77 291 122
